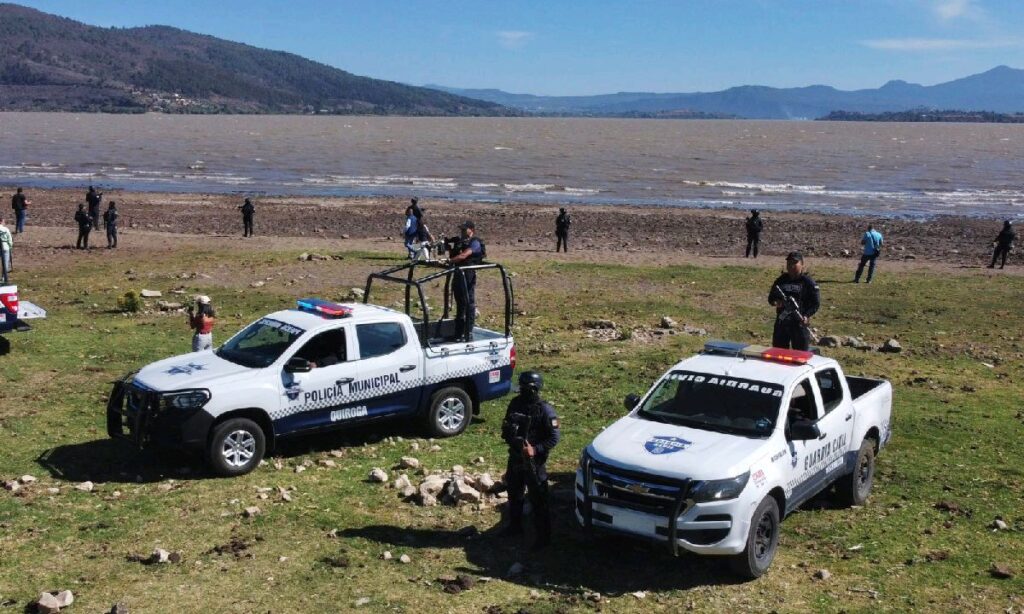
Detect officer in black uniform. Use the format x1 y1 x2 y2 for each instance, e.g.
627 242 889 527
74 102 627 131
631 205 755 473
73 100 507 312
989 220 1016 269
239 198 255 237
767 251 820 351
555 207 571 252
745 209 763 258
448 220 483 340
103 201 119 248
86 186 102 231
499 371 561 550
74 203 93 250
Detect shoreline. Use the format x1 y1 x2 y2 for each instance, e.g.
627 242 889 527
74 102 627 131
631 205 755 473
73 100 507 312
1 186 1016 268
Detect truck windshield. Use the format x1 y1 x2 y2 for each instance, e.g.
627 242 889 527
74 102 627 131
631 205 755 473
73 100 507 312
636 370 784 437
216 318 306 368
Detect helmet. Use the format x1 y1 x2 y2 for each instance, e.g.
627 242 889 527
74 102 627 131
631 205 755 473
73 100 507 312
518 371 543 392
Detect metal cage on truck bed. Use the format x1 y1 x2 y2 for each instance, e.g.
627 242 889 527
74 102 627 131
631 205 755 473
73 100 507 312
364 261 514 347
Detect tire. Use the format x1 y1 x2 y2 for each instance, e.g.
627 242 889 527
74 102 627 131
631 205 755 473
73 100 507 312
425 386 472 438
836 438 876 507
207 418 265 477
730 496 781 580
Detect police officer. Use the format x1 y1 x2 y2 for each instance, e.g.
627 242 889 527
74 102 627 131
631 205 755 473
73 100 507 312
239 198 255 237
86 186 102 231
989 220 1016 269
745 209 763 258
74 203 93 250
448 220 483 341
499 371 560 550
555 207 571 253
103 201 119 248
768 252 820 351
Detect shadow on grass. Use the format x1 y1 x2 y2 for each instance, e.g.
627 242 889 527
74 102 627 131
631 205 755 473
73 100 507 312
35 438 205 484
340 471 747 594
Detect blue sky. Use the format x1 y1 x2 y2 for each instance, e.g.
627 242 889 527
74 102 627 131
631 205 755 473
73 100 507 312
15 0 1024 95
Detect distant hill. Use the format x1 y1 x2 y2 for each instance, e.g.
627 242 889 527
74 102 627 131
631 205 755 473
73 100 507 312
821 109 1024 123
429 65 1024 119
0 3 514 115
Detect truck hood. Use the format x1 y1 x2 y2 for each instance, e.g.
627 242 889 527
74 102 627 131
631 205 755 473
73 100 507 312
588 415 766 481
133 351 257 391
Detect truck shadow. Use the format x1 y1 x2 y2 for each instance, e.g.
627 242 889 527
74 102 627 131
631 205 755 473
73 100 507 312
339 472 747 594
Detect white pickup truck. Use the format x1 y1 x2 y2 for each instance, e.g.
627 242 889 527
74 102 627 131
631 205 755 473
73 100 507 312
0 282 47 349
575 341 892 579
107 296 516 476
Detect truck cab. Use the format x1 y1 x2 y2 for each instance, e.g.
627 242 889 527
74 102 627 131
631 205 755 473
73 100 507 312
576 341 892 579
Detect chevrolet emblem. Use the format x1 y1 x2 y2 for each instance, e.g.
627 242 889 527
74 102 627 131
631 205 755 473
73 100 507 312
626 483 650 495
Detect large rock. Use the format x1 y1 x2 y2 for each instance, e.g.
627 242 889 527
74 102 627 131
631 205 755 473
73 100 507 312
347 288 365 301
419 474 448 497
36 592 62 614
446 479 482 504
475 473 496 492
880 339 903 353
156 301 183 311
843 336 871 350
398 457 420 470
818 336 841 348
75 481 95 492
583 319 616 330
659 316 678 329
368 468 388 483
140 289 162 298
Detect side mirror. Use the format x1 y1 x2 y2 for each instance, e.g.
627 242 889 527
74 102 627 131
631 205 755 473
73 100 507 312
284 357 312 374
624 393 641 410
789 420 820 441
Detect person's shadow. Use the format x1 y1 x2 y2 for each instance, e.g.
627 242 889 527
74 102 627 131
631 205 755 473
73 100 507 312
339 471 747 594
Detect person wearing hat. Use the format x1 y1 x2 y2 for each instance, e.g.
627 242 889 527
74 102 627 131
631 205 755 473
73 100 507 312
854 224 884 283
767 252 820 351
187 295 217 351
989 220 1016 269
499 370 561 550
555 207 571 252
448 220 484 340
239 198 255 237
745 209 763 258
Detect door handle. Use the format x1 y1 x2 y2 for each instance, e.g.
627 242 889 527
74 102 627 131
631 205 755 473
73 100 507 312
336 378 354 385
400 365 416 372
818 432 827 440
845 414 853 422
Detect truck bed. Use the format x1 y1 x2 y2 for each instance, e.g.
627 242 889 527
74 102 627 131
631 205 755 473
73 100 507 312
846 375 886 401
413 318 505 346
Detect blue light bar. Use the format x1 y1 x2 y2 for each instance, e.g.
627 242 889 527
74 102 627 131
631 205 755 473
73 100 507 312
703 340 748 356
296 298 352 318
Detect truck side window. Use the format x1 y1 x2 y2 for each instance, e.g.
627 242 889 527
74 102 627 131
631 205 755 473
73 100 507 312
787 378 819 423
294 328 347 368
357 322 407 359
815 368 844 414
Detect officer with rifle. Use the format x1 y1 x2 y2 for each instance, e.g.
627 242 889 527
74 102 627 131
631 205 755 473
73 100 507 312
499 371 561 550
767 251 820 351
447 220 484 341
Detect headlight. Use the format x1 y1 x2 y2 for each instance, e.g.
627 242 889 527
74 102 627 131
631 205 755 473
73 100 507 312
690 472 750 503
578 446 592 469
160 389 211 411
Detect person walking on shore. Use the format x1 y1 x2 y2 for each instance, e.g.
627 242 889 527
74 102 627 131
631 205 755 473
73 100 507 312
768 252 819 351
239 198 255 237
989 220 1016 269
404 206 419 259
103 201 119 249
745 209 763 258
11 188 29 235
86 186 102 231
854 224 884 283
188 295 216 351
555 207 571 252
0 217 13 282
74 203 93 250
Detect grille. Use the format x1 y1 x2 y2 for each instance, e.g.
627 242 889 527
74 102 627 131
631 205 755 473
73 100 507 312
589 461 689 514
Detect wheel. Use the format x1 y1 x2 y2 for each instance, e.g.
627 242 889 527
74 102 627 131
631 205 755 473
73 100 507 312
425 386 472 438
207 418 265 477
836 438 876 506
730 496 780 580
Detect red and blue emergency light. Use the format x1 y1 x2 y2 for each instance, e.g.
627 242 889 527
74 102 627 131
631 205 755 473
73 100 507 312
703 340 813 365
296 298 353 318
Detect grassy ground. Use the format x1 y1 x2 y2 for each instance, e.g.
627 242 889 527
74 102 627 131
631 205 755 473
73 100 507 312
1 241 1022 613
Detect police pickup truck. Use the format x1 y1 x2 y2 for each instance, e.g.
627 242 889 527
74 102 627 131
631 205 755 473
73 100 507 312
0 281 46 347
107 297 516 476
576 341 892 579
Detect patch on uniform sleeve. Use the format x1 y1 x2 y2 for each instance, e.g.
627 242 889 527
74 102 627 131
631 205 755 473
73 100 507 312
551 418 560 429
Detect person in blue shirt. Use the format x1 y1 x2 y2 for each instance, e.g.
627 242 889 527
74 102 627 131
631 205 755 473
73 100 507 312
403 206 419 259
449 220 484 340
854 224 883 283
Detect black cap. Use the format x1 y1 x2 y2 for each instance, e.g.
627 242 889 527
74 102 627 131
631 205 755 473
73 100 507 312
459 220 475 230
751 209 759 214
786 251 803 262
411 197 419 204
518 371 543 391
1006 220 1013 226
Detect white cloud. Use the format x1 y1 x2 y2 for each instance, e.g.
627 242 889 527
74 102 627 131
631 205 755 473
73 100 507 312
496 31 533 49
861 37 1020 51
931 0 986 21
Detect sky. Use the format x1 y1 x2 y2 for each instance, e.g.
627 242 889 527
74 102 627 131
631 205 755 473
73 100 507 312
13 0 1024 95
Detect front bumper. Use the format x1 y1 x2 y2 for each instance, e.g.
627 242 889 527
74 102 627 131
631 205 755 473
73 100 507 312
106 380 213 451
575 459 751 556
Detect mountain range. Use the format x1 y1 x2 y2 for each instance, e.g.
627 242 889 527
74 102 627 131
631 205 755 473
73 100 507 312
0 3 512 115
429 66 1024 119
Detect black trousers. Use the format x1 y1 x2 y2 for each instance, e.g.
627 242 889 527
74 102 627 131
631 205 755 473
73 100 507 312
89 207 100 230
453 269 476 340
76 228 91 249
991 246 1010 268
505 456 551 542
854 253 879 282
773 318 811 351
745 234 760 258
243 215 254 237
106 225 118 248
556 232 568 252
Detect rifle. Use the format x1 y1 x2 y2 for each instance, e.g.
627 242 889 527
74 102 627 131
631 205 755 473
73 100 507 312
773 284 819 343
504 406 542 488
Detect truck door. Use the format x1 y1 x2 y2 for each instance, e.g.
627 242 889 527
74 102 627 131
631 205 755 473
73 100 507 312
781 376 823 507
275 325 361 434
354 321 423 419
811 367 856 479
